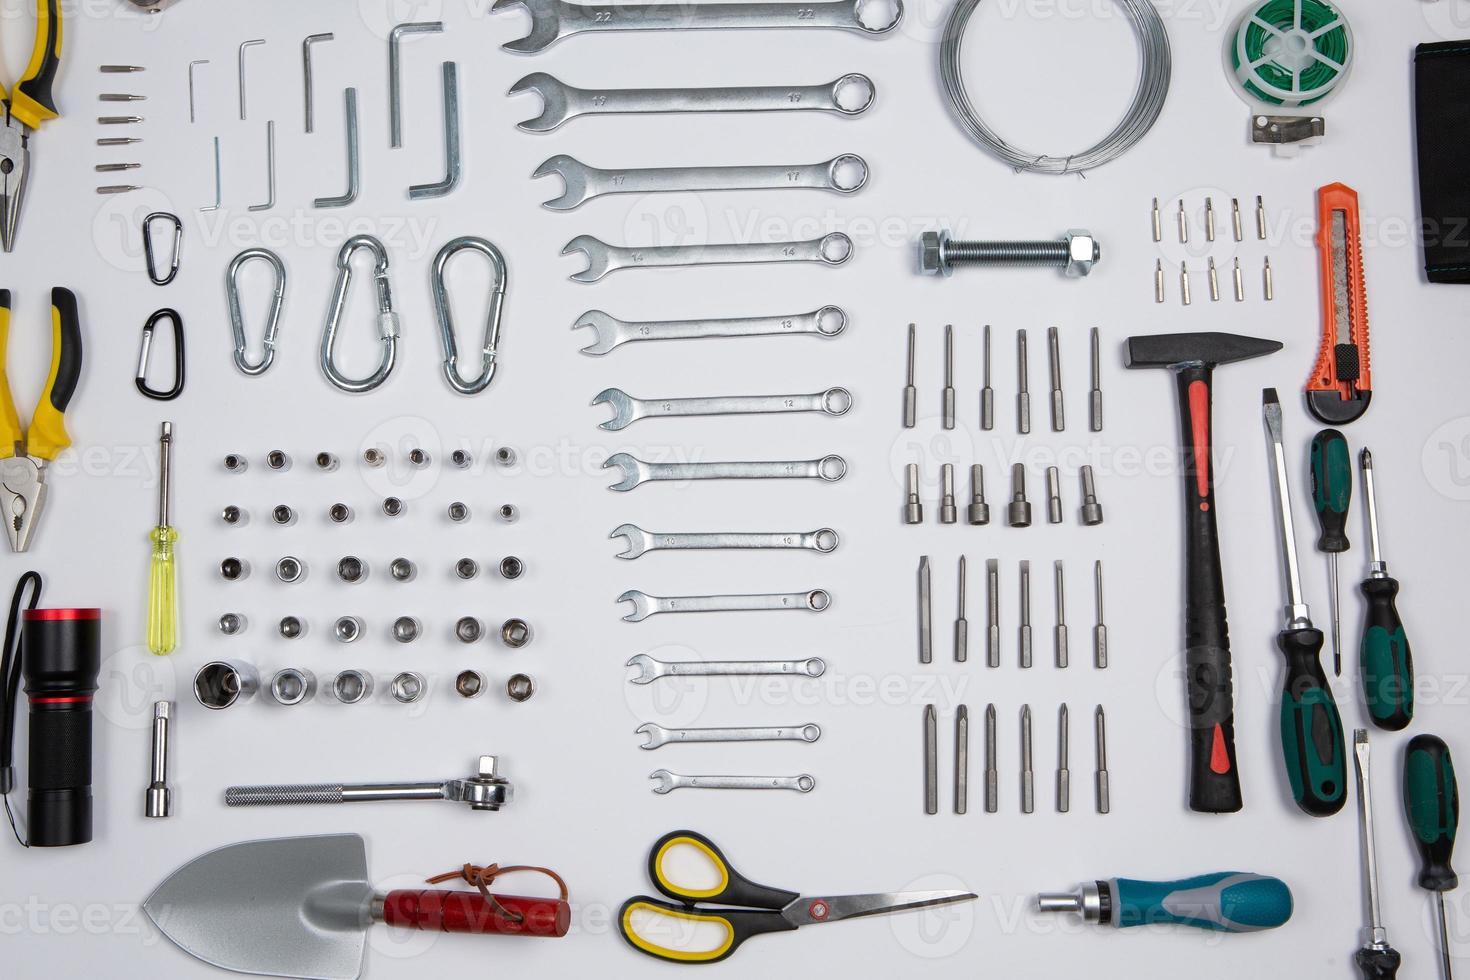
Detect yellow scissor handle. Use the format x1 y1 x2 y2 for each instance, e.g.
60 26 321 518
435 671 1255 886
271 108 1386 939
0 291 21 459
618 897 797 965
9 0 63 131
26 287 81 461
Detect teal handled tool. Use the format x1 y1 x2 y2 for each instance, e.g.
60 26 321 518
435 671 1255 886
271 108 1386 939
1036 871 1293 932
618 830 976 964
1357 449 1414 730
1353 729 1401 979
1263 389 1346 817
1309 428 1352 675
1403 734 1459 980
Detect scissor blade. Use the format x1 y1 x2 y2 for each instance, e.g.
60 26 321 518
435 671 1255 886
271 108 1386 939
783 889 977 927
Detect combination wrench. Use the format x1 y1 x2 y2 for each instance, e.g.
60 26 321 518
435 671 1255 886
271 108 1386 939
592 386 852 430
494 0 903 53
535 154 868 210
563 232 853 282
610 524 839 560
636 722 822 749
625 653 827 684
603 452 847 491
575 307 847 355
649 770 816 794
619 589 830 622
509 73 875 132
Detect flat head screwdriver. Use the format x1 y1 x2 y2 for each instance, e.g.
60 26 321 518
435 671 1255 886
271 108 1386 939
1402 734 1459 980
148 423 178 656
1353 730 1402 979
1357 449 1414 730
1263 389 1346 816
1309 428 1352 675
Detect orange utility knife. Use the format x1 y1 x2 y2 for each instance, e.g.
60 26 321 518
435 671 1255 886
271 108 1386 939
1307 183 1371 425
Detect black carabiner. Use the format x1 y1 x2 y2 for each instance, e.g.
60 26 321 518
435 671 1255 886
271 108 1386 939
136 308 185 401
143 211 182 286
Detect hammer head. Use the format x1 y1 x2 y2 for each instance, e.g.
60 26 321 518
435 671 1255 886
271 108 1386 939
1125 332 1283 371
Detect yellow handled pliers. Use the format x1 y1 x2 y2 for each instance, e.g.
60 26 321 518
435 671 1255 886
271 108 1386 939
1 1 64 253
1 288 81 552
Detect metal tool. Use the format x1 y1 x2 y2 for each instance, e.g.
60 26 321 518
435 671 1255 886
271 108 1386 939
1257 195 1267 240
1232 197 1244 241
200 136 221 212
1047 326 1065 431
96 183 140 194
1264 257 1275 300
1310 428 1352 675
594 386 851 430
1309 183 1372 424
509 72 875 132
227 247 285 376
1008 464 1031 528
227 756 513 811
388 21 444 148
1403 734 1459 980
536 153 867 210
604 452 846 491
918 555 931 665
1037 872 1292 932
904 462 923 524
248 120 276 212
924 704 938 814
1017 328 1031 433
135 308 184 401
985 704 998 812
1179 261 1191 306
1151 197 1161 241
967 464 989 525
1079 465 1104 525
1 0 63 252
97 115 141 124
495 0 904 52
1177 198 1189 242
955 705 969 815
1357 449 1414 731
1233 257 1245 302
618 829 972 964
146 423 177 656
637 723 820 749
1125 331 1283 813
1054 561 1068 669
562 232 852 282
618 589 829 621
981 323 994 430
1095 705 1110 813
0 288 81 552
954 556 968 664
1046 466 1062 525
1093 561 1108 669
1206 255 1218 299
1353 730 1402 977
986 559 1000 668
409 62 460 199
320 235 399 393
434 236 507 395
1021 705 1034 814
902 322 917 427
187 59 207 124
301 32 333 132
1154 259 1165 303
576 306 846 354
313 88 359 208
612 525 838 559
942 324 956 429
626 654 825 684
939 463 957 524
145 701 171 818
1057 704 1070 813
1263 389 1346 817
1205 196 1216 241
1089 326 1102 431
919 228 1099 277
237 39 264 119
145 834 569 980
650 771 815 794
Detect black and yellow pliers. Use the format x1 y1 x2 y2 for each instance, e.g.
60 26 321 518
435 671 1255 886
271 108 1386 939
1 288 81 552
1 1 64 253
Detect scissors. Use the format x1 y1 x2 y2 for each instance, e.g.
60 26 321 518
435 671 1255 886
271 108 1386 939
618 830 977 964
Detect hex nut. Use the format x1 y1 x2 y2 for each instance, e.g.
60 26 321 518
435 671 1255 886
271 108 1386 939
455 616 483 643
500 618 532 649
499 556 524 580
918 229 949 276
455 670 486 699
506 673 535 702
1064 229 1100 278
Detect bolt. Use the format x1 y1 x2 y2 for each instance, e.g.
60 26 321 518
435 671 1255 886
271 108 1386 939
1080 465 1104 526
918 228 1099 278
967 464 990 526
939 463 957 525
904 462 923 525
1007 464 1032 528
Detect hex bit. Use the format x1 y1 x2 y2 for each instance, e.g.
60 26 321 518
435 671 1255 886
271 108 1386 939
954 556 969 664
1016 329 1031 434
985 704 999 812
1046 466 1063 525
942 324 956 430
1019 560 1033 669
1057 704 1070 813
986 559 1000 668
1021 705 1035 814
918 556 932 665
903 323 917 428
924 704 939 815
980 324 994 430
1054 560 1069 669
1047 326 1064 431
1093 560 1108 669
955 705 969 815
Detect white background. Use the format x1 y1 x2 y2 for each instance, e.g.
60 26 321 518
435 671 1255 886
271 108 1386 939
3 0 1470 977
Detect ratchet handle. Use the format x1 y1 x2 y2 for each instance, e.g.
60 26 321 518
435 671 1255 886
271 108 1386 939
1360 576 1413 731
12 0 63 130
1276 626 1346 816
27 288 81 461
381 890 570 937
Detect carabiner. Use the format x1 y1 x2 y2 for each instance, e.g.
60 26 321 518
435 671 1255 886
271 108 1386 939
143 211 182 286
320 234 399 393
136 308 185 401
226 246 287 377
433 236 507 395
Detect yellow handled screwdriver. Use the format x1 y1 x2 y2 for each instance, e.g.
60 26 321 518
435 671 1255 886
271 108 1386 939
147 421 176 655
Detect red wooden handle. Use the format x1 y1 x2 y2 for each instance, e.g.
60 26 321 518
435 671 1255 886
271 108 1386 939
381 890 570 937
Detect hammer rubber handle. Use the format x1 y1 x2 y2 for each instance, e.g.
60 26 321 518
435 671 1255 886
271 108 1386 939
381 890 571 937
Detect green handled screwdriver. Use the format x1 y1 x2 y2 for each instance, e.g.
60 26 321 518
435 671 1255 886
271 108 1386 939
1037 872 1293 932
1403 734 1459 980
1263 390 1346 816
1358 449 1414 730
1310 428 1352 676
1354 729 1402 979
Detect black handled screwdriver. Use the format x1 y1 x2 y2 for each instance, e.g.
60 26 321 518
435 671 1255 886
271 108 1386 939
1357 449 1414 730
1354 729 1402 980
1403 734 1459 980
1309 429 1351 675
1262 390 1346 816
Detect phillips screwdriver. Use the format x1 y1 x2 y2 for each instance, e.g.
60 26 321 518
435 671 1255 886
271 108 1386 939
147 422 177 656
1037 872 1292 932
1353 729 1402 979
1310 428 1352 675
1262 390 1346 816
1402 734 1459 980
1357 449 1414 730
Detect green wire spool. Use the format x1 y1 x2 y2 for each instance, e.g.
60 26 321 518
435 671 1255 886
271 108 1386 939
1228 0 1353 108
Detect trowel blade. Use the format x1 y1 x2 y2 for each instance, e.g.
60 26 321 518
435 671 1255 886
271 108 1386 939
143 833 373 980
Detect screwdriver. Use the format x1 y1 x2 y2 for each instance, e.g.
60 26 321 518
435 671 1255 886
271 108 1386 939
1353 729 1402 979
1262 390 1346 817
147 422 177 656
1037 872 1292 932
1402 734 1459 980
1309 428 1352 675
1358 449 1414 730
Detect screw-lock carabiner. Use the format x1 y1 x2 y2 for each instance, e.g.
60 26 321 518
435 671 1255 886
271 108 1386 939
320 235 400 393
433 236 507 395
143 211 183 286
136 308 185 401
226 246 287 377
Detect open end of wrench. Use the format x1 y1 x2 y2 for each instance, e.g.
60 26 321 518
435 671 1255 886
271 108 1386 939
533 153 590 210
562 234 610 282
591 387 636 430
648 769 677 794
508 72 571 132
573 310 623 354
625 653 661 684
610 523 653 559
493 0 564 53
603 452 646 492
618 589 655 622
